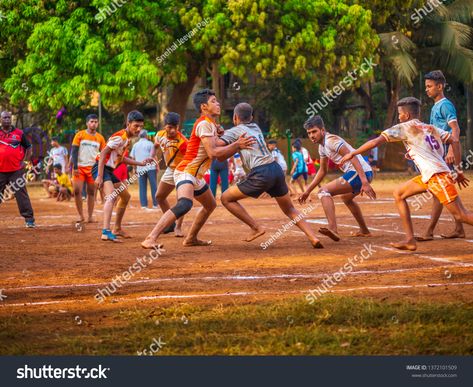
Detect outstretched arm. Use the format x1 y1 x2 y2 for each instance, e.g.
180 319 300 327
340 136 386 164
298 157 328 204
203 135 255 161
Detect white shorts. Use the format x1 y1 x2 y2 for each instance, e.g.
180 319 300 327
173 170 207 192
160 167 176 186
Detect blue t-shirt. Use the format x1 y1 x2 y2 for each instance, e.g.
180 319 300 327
292 151 307 173
430 98 457 133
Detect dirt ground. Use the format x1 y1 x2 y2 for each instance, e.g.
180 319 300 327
0 174 472 352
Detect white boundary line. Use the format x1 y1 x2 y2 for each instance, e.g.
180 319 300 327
5 264 462 292
2 281 473 308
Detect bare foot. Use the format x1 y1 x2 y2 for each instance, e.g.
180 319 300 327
141 238 163 249
183 239 212 247
244 228 265 242
312 240 324 249
351 231 372 237
440 231 466 239
174 228 184 238
76 218 85 224
87 218 98 223
390 241 417 251
319 227 341 241
113 229 132 239
414 235 434 242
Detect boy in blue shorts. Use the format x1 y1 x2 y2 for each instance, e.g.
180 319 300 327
289 142 308 194
298 115 376 241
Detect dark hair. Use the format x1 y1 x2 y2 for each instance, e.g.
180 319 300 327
51 136 59 142
292 142 302 151
164 112 180 126
234 102 253 123
397 97 421 117
127 110 144 122
53 163 62 170
267 139 277 145
304 115 325 130
86 114 98 122
425 70 446 86
193 89 216 113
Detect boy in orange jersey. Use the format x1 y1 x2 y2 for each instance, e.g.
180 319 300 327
153 112 188 237
71 114 106 224
141 89 254 250
93 111 155 242
341 97 472 251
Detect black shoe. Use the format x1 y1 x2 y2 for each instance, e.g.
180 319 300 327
163 222 176 234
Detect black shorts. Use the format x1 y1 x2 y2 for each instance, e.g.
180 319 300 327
238 161 289 198
91 162 121 185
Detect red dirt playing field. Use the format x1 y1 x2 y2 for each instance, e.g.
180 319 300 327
1 175 472 333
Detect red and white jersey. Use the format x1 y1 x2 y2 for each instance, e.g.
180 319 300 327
96 129 130 169
381 119 451 183
176 116 217 178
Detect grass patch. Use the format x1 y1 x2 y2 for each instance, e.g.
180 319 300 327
1 296 473 355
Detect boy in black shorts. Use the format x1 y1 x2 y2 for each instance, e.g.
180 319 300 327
219 103 323 248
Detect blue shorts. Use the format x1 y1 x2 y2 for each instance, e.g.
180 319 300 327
91 162 121 184
238 161 288 198
342 170 373 194
292 171 308 181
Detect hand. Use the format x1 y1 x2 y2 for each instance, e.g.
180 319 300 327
340 152 355 164
236 134 256 150
216 125 225 136
455 171 470 189
141 158 156 166
95 176 104 190
73 169 80 177
361 181 376 199
298 191 310 204
445 147 455 165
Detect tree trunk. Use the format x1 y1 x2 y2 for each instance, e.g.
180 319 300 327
467 86 473 154
355 85 375 121
384 77 400 128
167 61 201 121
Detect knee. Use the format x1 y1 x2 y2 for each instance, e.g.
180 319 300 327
317 188 332 200
220 193 230 207
393 188 403 201
208 199 217 213
117 190 131 208
171 198 193 218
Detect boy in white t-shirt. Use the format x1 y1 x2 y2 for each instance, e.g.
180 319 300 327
341 97 472 251
299 115 375 242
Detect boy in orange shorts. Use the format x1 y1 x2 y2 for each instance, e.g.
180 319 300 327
341 97 471 251
71 114 106 224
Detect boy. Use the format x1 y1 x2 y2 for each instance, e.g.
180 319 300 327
298 116 375 241
70 114 106 223
153 112 188 237
141 89 254 249
48 136 68 177
219 103 323 248
417 70 465 241
267 140 287 174
54 164 73 201
341 97 472 251
289 142 308 194
93 110 155 242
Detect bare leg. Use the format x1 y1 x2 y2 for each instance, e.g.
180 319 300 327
142 183 194 248
101 181 117 230
340 192 371 236
391 180 427 251
275 193 323 248
317 177 353 241
184 188 216 246
86 182 96 222
221 185 265 241
445 197 473 226
113 184 131 237
73 179 85 222
155 181 184 236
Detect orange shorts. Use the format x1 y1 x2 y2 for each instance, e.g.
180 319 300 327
73 166 94 185
412 172 458 205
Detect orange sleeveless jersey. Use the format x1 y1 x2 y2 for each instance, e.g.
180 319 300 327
155 130 188 169
176 116 217 178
